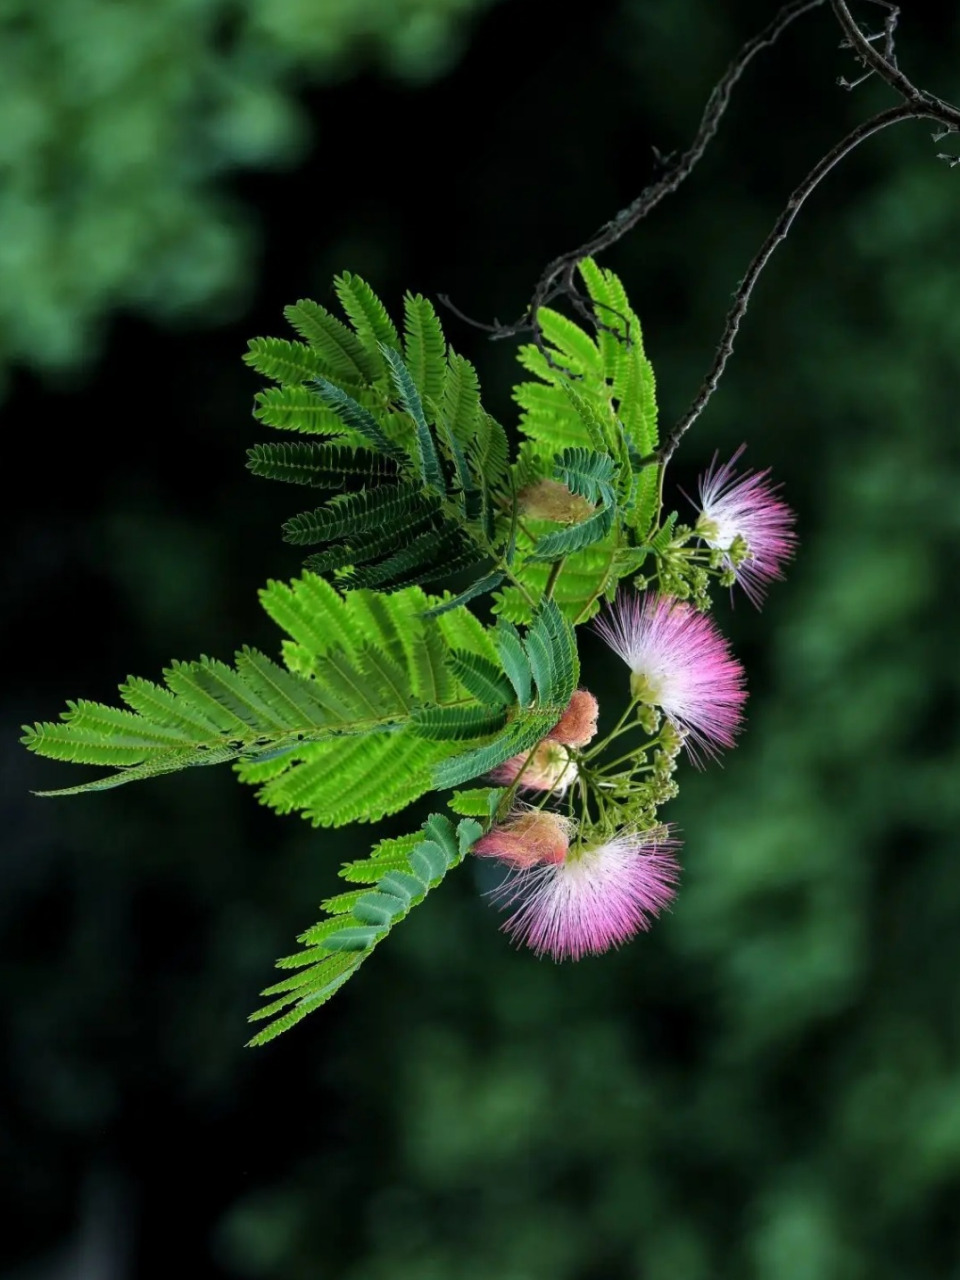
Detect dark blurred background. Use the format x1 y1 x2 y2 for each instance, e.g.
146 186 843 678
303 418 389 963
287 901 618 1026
4 0 960 1276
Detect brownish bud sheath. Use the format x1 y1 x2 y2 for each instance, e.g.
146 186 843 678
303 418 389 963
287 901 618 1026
518 479 595 524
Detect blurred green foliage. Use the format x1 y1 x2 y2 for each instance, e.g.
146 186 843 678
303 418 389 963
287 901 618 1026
0 0 494 397
5 0 960 1277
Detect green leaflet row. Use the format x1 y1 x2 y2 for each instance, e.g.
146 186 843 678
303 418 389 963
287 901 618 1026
246 812 482 1046
23 582 577 826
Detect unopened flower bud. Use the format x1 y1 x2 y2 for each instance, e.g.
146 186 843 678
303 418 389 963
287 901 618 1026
547 689 600 748
473 810 573 869
518 479 594 524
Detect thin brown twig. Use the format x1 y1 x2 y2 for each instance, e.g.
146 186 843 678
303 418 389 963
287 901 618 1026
642 103 919 467
440 0 827 352
447 0 960 471
829 0 957 116
837 0 899 88
642 3 960 465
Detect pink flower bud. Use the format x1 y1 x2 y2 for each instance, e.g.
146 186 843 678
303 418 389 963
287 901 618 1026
473 810 573 869
547 689 599 748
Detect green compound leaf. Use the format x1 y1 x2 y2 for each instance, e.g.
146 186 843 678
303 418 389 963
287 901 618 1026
334 271 401 374
284 299 377 385
421 570 506 617
246 442 398 489
410 704 509 741
470 412 509 492
310 377 408 463
523 598 579 706
402 292 447 407
249 285 511 599
506 257 662 606
493 529 621 626
243 337 323 386
252 385 353 437
440 352 482 448
379 344 445 492
431 393 477 504
642 511 679 557
342 527 486 591
525 504 615 562
303 512 440 576
247 812 480 1045
493 621 533 707
434 600 578 789
553 377 616 456
537 307 604 379
432 710 558 790
448 786 504 818
577 257 659 532
281 482 434 545
555 447 617 506
24 580 508 818
446 650 517 707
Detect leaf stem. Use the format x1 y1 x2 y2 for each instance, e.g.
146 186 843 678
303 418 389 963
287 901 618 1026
499 564 539 610
572 528 622 624
543 557 566 601
579 697 640 763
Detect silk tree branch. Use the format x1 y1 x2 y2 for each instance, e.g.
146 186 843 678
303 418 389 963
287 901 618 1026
445 0 960 468
440 0 827 344
643 103 919 467
830 0 960 127
647 4 960 464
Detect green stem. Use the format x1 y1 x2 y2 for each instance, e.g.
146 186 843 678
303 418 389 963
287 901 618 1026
483 476 540 611
493 749 538 822
496 561 538 610
573 765 622 841
595 722 668 775
577 771 593 829
505 468 520 563
492 740 577 825
543 557 566 601
572 528 622 625
579 699 640 763
596 752 655 776
596 747 649 774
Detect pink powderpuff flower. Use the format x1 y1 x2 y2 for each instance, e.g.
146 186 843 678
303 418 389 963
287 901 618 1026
595 592 747 762
473 810 574 870
546 689 600 748
491 738 577 793
491 831 680 960
694 444 797 606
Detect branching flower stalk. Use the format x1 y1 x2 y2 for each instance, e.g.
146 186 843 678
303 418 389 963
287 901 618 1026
19 0 960 1043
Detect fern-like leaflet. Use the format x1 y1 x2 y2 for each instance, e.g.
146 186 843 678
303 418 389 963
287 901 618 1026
244 279 510 596
248 812 481 1045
